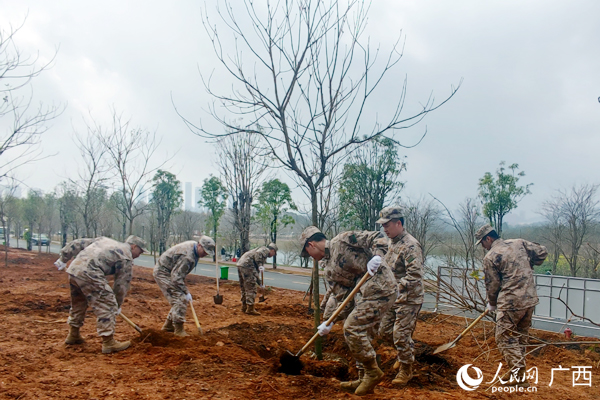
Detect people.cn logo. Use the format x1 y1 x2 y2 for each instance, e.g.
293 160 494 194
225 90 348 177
456 364 484 391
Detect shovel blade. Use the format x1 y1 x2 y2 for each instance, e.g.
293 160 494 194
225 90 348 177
213 294 223 305
259 295 266 303
433 341 456 355
279 350 304 375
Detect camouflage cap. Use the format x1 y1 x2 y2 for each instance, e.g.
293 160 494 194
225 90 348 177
197 235 216 256
299 226 322 258
376 206 405 224
126 235 147 253
267 242 278 252
474 224 495 245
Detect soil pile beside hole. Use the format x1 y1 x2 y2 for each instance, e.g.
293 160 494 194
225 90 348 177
303 357 349 380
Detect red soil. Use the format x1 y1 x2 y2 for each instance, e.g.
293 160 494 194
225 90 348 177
0 246 598 399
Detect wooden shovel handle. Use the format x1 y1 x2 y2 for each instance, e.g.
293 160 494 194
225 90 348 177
119 312 142 334
215 245 220 294
297 272 371 356
189 300 202 332
455 309 490 341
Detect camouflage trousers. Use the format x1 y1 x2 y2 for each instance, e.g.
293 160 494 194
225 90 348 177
379 302 422 364
67 274 118 337
343 268 397 366
495 307 534 369
238 266 259 306
153 267 188 324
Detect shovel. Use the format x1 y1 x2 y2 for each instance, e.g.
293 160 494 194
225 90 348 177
280 271 372 375
259 270 266 302
189 300 203 335
213 246 223 305
432 309 490 355
119 312 143 334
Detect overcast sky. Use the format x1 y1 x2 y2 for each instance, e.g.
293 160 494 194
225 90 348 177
1 0 599 225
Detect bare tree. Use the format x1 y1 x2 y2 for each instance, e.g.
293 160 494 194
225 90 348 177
72 123 111 237
172 210 205 242
0 19 63 182
217 131 268 254
183 0 459 357
402 196 442 262
41 192 57 253
435 196 483 271
0 181 18 265
539 201 563 275
97 109 165 235
431 197 487 313
542 184 600 277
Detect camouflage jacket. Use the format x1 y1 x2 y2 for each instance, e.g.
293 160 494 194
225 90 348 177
154 240 199 295
483 238 548 311
66 237 134 307
237 247 270 270
384 231 424 305
59 237 103 263
321 231 395 321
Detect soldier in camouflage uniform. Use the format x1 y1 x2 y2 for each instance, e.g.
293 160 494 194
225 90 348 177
301 226 397 396
376 206 424 386
237 243 278 315
63 235 146 354
54 237 104 270
476 224 547 387
153 236 215 336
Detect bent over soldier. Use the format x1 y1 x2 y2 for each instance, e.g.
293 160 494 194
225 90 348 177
153 236 215 336
301 226 397 396
377 206 424 386
54 237 104 270
476 224 547 388
237 243 278 316
64 235 146 354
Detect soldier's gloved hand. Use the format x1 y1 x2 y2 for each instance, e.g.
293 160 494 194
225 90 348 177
258 265 265 272
317 322 334 336
186 293 193 303
54 259 67 271
367 255 382 276
117 307 122 315
486 303 496 312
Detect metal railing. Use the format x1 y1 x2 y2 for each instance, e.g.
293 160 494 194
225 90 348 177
435 266 600 324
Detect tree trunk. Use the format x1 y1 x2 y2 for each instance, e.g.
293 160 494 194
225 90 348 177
498 214 503 237
271 216 278 269
3 221 8 267
552 247 559 275
62 227 67 247
311 189 322 359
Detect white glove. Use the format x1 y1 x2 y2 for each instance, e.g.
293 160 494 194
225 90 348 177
258 266 265 272
317 322 334 336
54 259 67 271
186 293 193 303
367 255 382 276
486 303 496 312
117 307 122 315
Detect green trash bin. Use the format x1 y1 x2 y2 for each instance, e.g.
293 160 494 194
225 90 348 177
220 265 230 280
